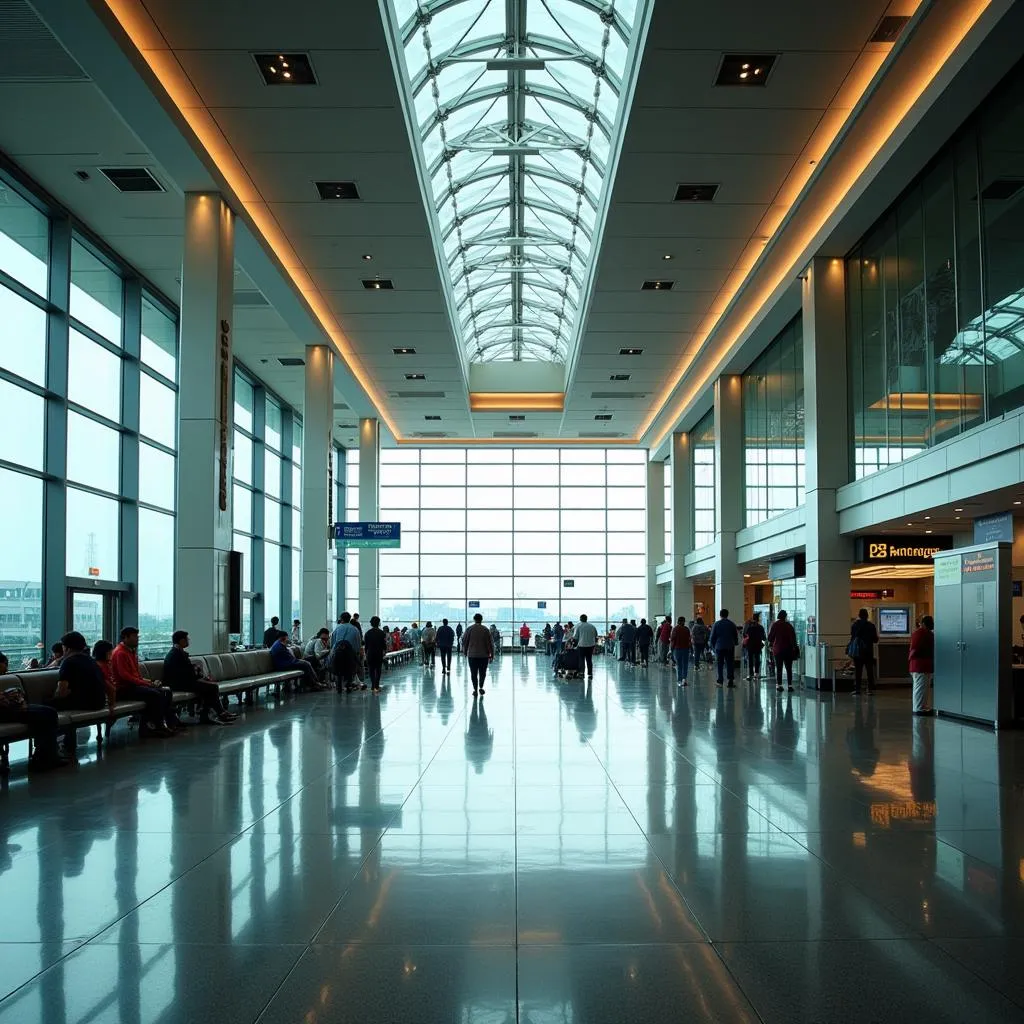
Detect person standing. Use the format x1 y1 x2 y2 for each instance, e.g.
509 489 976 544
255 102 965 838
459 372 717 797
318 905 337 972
617 618 635 663
263 616 281 648
519 622 531 657
670 616 692 686
636 618 654 668
463 613 494 696
709 609 739 687
909 615 934 715
657 616 672 665
330 612 366 693
744 613 767 680
436 618 455 675
691 617 709 671
574 614 598 680
849 608 879 695
407 621 423 664
551 621 564 660
456 622 464 656
291 619 302 644
767 609 798 692
363 616 388 693
421 621 437 669
606 623 617 659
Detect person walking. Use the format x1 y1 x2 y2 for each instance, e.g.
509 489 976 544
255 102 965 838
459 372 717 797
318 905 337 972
849 608 879 695
691 617 709 671
909 615 934 715
709 609 740 687
421 621 437 669
617 618 636 664
519 622 531 658
436 618 455 675
574 614 599 680
408 621 423 665
767 609 798 692
657 616 672 665
462 613 494 695
636 618 654 667
744 612 767 680
670 616 692 686
456 622 464 656
363 616 388 693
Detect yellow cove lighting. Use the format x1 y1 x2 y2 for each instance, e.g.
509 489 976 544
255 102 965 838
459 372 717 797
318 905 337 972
469 392 565 412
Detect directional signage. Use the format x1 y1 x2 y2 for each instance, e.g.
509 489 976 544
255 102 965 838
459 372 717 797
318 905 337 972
333 522 401 548
537 601 547 609
563 579 575 588
468 600 480 608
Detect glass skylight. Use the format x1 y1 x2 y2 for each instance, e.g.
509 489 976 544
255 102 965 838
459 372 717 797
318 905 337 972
381 0 650 363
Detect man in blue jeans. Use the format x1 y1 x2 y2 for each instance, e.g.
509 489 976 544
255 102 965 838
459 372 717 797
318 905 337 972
709 608 739 687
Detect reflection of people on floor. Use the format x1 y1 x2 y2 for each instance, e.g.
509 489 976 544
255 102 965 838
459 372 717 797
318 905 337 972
671 689 693 747
846 701 880 778
713 686 736 750
771 694 799 756
575 681 597 743
909 717 935 802
421 673 438 716
363 696 385 764
742 679 765 734
437 675 454 725
465 697 494 774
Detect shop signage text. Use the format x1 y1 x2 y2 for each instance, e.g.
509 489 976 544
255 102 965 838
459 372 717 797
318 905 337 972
855 535 953 564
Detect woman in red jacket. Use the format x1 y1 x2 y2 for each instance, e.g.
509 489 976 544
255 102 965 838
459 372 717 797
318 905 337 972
909 615 934 715
766 610 798 693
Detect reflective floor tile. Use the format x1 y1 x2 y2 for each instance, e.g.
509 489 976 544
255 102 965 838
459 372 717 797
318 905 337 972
0 943 80 1002
718 939 1024 1024
256 944 516 1024
517 943 760 1023
936 937 1024 1009
0 942 304 1024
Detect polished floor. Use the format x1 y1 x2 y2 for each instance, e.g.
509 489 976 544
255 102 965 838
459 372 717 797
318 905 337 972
3 653 1024 1023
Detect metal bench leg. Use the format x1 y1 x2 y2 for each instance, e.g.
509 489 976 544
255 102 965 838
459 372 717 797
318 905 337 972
1 743 9 775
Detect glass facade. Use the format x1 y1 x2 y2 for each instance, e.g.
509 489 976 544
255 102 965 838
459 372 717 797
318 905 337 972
230 368 303 645
0 165 178 663
692 410 715 549
742 315 805 526
344 447 647 633
663 460 671 560
847 66 1024 479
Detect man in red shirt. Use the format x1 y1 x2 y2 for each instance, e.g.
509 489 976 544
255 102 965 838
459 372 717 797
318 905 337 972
518 623 531 658
909 615 934 715
657 616 673 665
110 626 177 737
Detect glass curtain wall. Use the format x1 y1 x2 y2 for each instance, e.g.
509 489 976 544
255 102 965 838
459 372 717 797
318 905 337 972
692 410 715 548
847 62 1024 479
230 367 302 645
344 448 647 633
0 163 178 664
742 315 805 526
663 460 671 560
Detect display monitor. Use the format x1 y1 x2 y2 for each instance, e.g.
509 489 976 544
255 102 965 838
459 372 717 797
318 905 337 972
877 606 911 636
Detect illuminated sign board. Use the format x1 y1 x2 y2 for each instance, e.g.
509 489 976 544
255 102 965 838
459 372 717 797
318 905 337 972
854 535 953 565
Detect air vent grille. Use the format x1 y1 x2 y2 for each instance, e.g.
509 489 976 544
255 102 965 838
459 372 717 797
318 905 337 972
316 180 359 200
100 167 164 193
277 357 305 367
414 431 449 438
585 431 626 438
674 183 718 202
389 390 446 400
333 403 350 410
590 391 648 400
493 430 538 438
0 0 87 81
870 15 911 43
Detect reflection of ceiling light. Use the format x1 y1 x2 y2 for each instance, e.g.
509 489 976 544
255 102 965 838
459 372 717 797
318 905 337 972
954 508 963 512
868 392 982 412
924 516 930 520
662 254 673 260
925 530 933 534
1016 501 1022 506
362 254 373 261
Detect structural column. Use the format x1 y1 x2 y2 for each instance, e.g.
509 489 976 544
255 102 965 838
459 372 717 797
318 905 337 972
803 256 853 684
645 459 666 618
357 417 380 616
175 193 234 653
301 344 335 631
714 375 744 622
670 430 695 620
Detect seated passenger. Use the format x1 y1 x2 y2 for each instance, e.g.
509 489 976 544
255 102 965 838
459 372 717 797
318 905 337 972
303 628 332 677
269 631 321 690
52 631 106 712
92 640 118 710
0 652 68 770
163 631 237 725
109 627 178 737
44 642 64 668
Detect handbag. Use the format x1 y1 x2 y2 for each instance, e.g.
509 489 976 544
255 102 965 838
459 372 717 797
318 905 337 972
846 638 860 659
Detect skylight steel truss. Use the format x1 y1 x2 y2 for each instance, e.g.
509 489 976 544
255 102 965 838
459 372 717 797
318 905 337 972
380 0 651 363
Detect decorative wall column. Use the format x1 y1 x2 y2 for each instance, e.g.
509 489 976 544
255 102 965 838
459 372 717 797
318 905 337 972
301 344 335 630
670 430 695 620
357 417 380 616
646 459 666 618
803 256 853 684
714 375 744 622
175 193 234 653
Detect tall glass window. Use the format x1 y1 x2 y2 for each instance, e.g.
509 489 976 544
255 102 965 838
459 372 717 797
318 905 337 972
663 460 671 559
847 62 1024 478
344 447 646 634
692 411 716 548
742 315 805 526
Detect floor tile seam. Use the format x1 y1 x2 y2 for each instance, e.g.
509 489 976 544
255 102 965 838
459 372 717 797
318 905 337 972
929 940 1024 1013
0 937 93 1010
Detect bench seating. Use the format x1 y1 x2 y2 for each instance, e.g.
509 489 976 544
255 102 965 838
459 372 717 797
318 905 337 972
0 649 303 772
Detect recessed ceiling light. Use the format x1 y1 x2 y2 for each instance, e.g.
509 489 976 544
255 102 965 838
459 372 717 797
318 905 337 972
619 348 643 356
925 530 933 534
954 508 963 512
254 53 316 86
362 254 373 261
641 280 673 290
906 523 913 527
1015 500 1022 506
662 254 674 260
673 183 719 202
924 516 930 520
363 279 393 290
392 347 416 355
316 181 360 200
405 373 426 381
955 516 961 520
743 574 751 578
716 53 776 87
610 373 631 382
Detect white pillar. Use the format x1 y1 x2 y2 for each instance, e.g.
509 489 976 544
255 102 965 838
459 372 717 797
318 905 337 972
803 256 853 684
646 459 666 619
670 430 695 620
357 417 380 616
714 375 744 622
175 193 234 654
301 344 335 632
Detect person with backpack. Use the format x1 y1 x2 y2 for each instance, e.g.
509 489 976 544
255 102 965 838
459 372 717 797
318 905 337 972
767 609 798 692
670 616 692 686
849 608 879 695
709 608 740 687
421 621 437 668
551 621 564 659
330 612 366 692
691 617 709 670
636 618 654 667
435 618 455 675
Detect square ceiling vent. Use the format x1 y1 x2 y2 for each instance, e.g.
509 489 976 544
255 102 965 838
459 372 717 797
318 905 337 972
674 183 718 202
619 348 643 356
641 280 673 290
99 167 164 193
609 373 631 382
715 54 776 86
363 279 393 290
595 414 613 420
277 357 305 367
870 15 911 42
254 53 316 85
316 180 360 200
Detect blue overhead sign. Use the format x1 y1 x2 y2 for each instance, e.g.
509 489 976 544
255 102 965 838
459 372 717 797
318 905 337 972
333 522 401 548
537 601 547 609
468 600 481 608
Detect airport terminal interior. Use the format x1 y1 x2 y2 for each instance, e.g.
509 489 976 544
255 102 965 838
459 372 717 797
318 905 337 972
4 0 1024 1020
